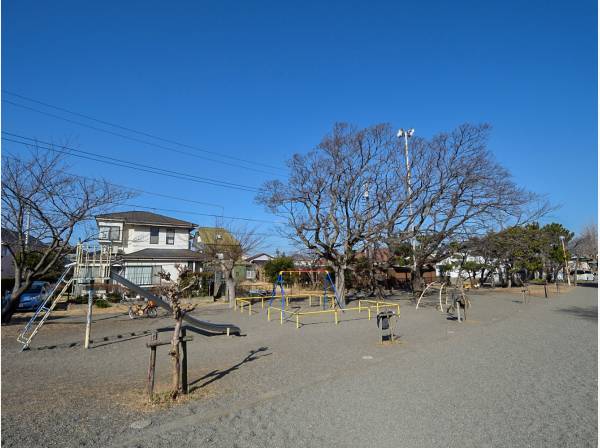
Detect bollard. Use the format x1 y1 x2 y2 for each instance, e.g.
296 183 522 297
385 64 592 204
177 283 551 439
267 307 271 321
180 327 188 394
147 331 158 400
84 285 94 349
296 314 300 329
544 283 548 299
334 310 338 325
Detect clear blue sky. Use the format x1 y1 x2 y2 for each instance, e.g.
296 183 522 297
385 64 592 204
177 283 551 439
2 0 597 252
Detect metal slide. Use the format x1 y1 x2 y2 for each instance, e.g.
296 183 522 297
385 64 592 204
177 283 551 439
110 272 241 335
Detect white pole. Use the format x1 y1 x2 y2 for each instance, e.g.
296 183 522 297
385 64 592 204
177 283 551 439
84 285 93 349
560 237 571 286
402 131 418 280
25 207 31 249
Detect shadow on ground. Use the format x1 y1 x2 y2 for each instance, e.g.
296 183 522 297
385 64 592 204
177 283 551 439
555 306 597 320
189 347 271 392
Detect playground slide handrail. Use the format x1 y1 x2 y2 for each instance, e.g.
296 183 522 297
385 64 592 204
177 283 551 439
109 272 241 335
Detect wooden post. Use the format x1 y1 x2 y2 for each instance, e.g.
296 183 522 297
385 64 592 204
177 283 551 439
180 327 188 395
544 282 548 299
147 331 158 400
84 282 94 349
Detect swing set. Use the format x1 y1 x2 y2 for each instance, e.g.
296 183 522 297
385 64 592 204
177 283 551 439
268 270 343 311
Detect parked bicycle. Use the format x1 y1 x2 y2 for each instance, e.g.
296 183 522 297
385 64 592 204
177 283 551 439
127 299 158 319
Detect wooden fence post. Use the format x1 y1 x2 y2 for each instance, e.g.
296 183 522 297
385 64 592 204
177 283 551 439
147 331 158 400
180 327 188 395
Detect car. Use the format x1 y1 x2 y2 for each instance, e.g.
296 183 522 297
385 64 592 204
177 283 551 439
2 281 51 312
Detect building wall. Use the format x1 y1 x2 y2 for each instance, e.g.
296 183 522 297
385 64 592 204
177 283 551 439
122 225 190 253
1 245 14 279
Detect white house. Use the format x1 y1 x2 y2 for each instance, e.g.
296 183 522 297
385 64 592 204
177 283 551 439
95 211 206 286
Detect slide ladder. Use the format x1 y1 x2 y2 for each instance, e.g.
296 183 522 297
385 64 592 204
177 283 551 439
17 265 74 351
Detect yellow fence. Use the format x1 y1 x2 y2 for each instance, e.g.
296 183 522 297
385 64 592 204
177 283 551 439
358 299 400 316
267 303 381 329
235 293 339 314
238 296 400 328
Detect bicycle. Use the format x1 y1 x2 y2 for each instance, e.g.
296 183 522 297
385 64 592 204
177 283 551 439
125 298 158 319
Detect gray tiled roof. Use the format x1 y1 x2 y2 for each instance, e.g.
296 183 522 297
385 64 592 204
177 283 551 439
96 211 196 228
120 248 208 261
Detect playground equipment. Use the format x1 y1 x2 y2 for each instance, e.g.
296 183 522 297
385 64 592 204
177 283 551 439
376 310 399 344
17 242 241 351
269 270 343 311
415 281 447 311
446 288 470 322
232 269 401 329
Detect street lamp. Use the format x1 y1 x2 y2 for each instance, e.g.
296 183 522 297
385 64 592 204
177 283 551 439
397 128 417 279
559 235 571 286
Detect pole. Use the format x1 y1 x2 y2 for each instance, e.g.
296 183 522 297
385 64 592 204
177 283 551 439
180 327 188 395
560 237 571 286
25 207 31 249
402 131 418 285
147 331 158 400
84 281 94 349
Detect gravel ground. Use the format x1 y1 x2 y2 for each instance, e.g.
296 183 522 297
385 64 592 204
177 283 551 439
1 286 597 447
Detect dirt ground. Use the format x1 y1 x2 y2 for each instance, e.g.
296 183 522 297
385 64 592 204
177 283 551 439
1 285 597 447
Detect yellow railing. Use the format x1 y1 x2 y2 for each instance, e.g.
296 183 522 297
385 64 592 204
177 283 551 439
235 293 340 312
267 303 375 328
358 300 400 316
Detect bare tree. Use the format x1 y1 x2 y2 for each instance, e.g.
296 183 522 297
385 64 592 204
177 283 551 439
258 122 550 300
257 123 413 306
385 123 551 290
571 222 598 259
196 224 264 308
1 148 133 323
157 267 197 399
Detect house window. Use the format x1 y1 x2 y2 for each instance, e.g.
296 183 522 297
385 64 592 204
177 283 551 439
246 269 256 280
125 266 155 285
150 227 159 244
166 228 175 245
99 226 121 241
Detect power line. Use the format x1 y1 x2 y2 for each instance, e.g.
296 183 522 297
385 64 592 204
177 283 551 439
2 151 285 227
120 203 282 225
2 91 282 173
2 152 227 213
2 132 260 192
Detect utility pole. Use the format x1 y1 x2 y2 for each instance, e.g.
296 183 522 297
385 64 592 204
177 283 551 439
25 207 31 249
559 235 571 286
397 128 417 283
363 182 375 294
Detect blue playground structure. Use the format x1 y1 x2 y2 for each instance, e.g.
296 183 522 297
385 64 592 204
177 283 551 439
268 269 344 310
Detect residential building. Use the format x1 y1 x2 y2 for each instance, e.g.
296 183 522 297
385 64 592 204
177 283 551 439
95 211 206 286
245 253 273 281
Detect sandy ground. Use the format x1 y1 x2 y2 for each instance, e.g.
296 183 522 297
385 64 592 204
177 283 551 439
1 285 597 447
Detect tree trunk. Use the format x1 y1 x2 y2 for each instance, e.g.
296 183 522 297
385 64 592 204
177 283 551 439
169 315 183 399
1 277 31 324
333 265 346 307
412 266 423 293
226 276 236 308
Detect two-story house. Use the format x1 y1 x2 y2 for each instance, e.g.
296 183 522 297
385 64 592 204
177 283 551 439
96 211 206 286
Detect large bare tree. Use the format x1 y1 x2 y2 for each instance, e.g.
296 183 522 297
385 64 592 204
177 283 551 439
385 123 551 290
257 123 413 306
258 122 550 300
1 148 132 323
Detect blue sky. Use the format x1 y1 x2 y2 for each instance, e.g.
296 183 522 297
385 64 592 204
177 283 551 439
2 0 597 253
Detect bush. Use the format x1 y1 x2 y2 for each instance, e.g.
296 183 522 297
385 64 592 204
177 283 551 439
95 299 111 308
105 292 122 303
70 295 89 304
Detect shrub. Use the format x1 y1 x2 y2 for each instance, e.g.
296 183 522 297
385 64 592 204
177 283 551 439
95 299 111 308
